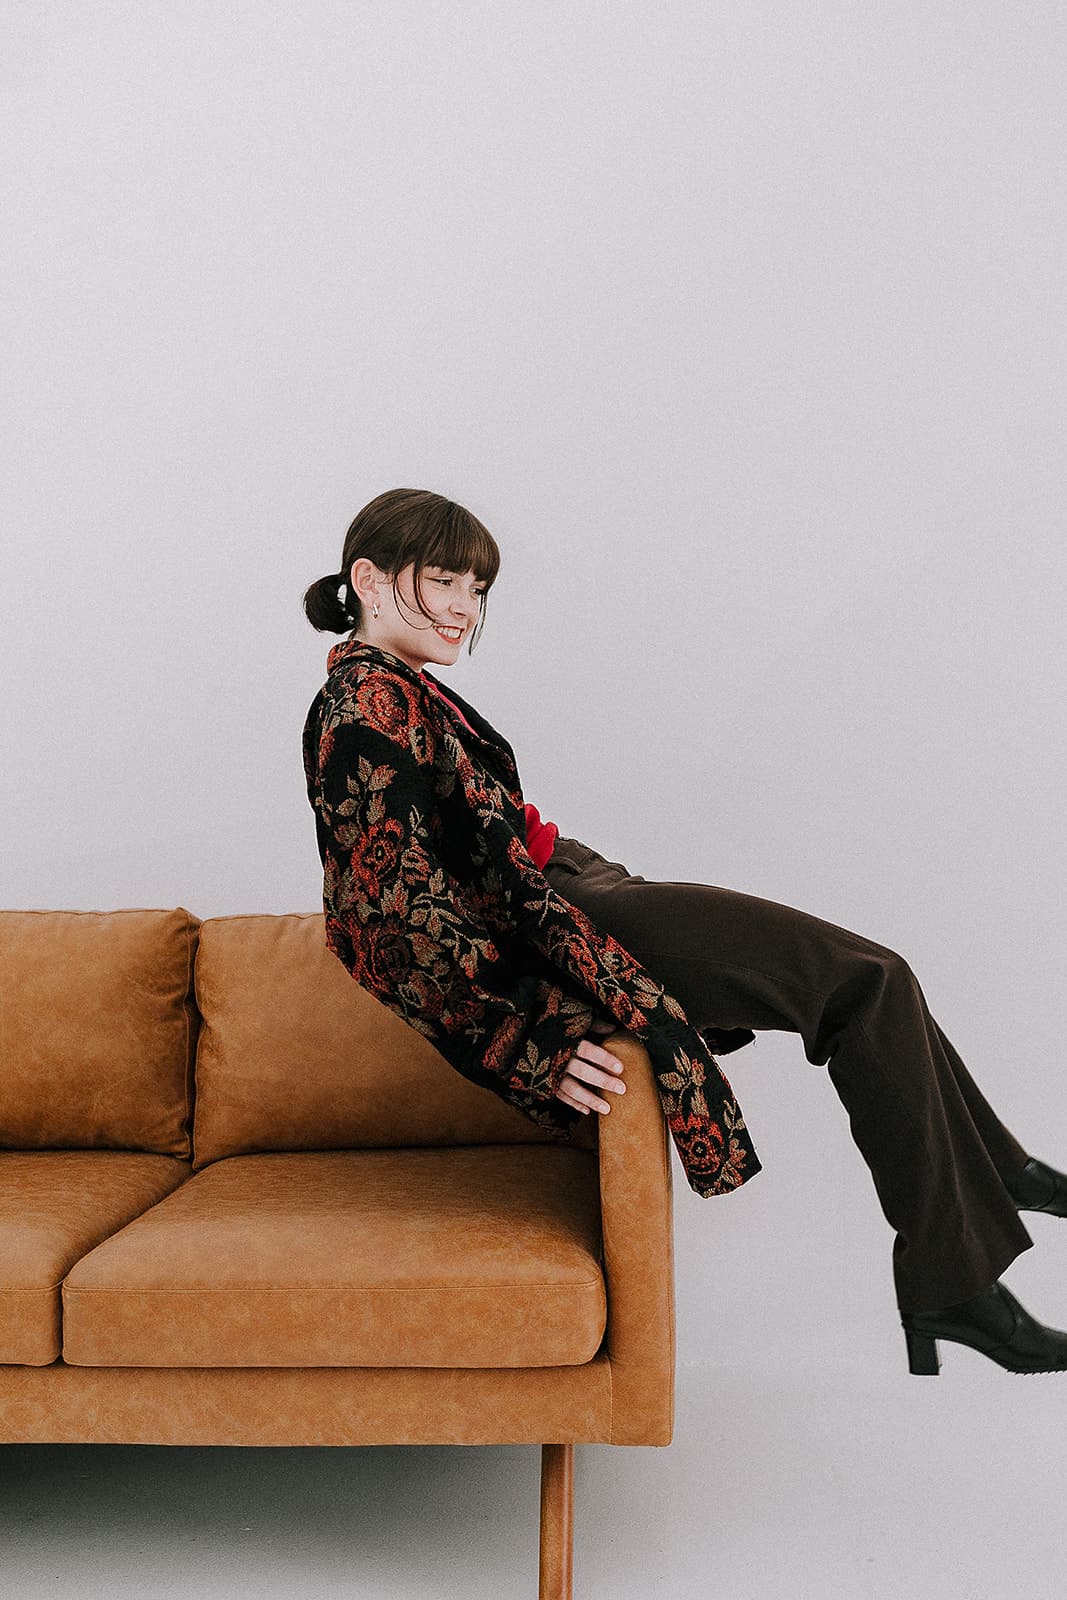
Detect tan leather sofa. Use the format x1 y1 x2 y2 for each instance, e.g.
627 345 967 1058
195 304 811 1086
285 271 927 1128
0 907 675 1599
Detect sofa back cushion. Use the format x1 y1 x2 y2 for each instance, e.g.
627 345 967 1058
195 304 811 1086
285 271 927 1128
191 912 596 1168
0 908 200 1157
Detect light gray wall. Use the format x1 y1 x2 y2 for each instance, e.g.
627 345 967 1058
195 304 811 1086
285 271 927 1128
4 3 1065 1371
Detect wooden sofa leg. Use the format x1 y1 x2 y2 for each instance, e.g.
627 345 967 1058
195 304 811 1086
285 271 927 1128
538 1442 574 1599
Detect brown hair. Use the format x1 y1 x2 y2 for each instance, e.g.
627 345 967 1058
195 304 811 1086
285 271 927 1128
302 489 500 655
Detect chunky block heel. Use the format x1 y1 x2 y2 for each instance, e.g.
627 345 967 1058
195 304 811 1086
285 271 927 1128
899 1281 1067 1374
904 1325 941 1375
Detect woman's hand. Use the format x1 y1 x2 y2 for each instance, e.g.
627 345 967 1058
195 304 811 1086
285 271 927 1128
554 1022 627 1115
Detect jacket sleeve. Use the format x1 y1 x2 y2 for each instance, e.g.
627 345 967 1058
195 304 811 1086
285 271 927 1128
310 709 598 1141
436 738 763 1196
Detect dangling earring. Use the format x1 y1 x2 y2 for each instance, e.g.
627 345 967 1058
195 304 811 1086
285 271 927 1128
372 603 379 618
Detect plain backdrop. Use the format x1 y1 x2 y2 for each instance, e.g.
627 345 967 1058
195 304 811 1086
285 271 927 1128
3 5 1066 1596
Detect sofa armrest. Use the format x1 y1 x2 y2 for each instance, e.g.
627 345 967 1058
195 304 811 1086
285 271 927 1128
594 1030 675 1446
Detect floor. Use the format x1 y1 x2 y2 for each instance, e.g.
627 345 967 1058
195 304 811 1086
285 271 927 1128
3 1354 1064 1599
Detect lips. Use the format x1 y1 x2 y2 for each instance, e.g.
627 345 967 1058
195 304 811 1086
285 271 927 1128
434 626 464 641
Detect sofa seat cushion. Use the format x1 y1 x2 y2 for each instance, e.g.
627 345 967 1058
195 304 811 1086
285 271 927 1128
61 1146 606 1369
0 1151 192 1366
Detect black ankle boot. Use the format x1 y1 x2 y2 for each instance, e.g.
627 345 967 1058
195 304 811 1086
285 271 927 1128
1007 1157 1067 1216
901 1281 1067 1375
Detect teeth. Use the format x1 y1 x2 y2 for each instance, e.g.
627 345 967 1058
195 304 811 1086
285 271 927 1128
436 626 462 639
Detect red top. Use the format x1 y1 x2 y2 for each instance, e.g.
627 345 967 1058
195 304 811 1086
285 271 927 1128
420 673 560 869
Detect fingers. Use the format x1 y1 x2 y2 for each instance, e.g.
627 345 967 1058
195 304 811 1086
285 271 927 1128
575 1039 625 1081
555 1040 627 1115
556 1079 602 1114
558 1076 623 1114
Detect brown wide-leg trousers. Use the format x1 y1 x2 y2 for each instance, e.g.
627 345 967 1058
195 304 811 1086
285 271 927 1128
543 834 1035 1313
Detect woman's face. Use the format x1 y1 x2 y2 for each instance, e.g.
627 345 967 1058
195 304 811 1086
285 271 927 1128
352 559 488 672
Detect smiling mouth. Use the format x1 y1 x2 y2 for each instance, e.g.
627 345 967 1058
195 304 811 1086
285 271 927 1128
434 625 464 640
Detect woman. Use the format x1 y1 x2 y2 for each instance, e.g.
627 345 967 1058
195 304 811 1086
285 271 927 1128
302 488 1067 1376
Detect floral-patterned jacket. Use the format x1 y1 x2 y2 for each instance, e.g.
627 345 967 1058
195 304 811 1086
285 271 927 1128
301 636 761 1198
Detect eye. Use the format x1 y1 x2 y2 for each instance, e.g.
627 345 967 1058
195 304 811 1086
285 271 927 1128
434 577 487 597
